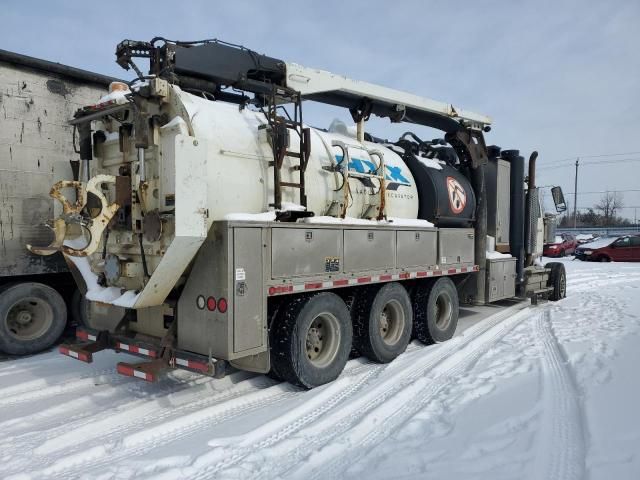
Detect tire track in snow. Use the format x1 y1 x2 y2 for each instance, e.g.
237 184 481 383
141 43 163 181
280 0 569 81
530 309 586 480
0 373 270 464
18 385 297 479
0 368 125 407
278 304 535 480
25 359 378 479
568 274 640 294
181 303 532 480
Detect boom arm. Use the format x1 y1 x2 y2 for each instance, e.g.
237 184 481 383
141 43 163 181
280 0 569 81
115 38 491 136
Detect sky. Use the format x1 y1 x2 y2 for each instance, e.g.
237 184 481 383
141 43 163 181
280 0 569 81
2 0 639 220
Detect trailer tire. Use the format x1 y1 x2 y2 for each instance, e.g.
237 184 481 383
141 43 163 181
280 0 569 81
0 282 67 355
269 293 352 389
351 283 412 363
546 262 567 301
412 277 459 344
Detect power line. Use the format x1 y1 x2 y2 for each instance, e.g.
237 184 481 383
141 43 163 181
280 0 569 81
576 206 640 209
538 151 640 164
537 157 640 170
564 189 640 195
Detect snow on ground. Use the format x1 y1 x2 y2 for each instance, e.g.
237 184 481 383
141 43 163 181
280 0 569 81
1 259 639 479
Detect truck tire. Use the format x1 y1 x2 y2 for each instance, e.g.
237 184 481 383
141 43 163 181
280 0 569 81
546 262 567 301
0 282 67 355
351 283 412 363
412 277 459 344
269 292 352 389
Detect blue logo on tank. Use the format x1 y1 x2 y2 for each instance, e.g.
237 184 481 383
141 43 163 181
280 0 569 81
335 155 410 190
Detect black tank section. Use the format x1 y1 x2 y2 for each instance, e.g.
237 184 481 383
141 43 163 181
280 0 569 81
403 153 476 227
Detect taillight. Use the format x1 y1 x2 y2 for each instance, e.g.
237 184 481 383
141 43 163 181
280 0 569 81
196 295 206 310
217 298 228 313
206 297 216 311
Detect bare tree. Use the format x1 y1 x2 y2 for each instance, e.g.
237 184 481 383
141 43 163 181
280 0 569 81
595 192 623 225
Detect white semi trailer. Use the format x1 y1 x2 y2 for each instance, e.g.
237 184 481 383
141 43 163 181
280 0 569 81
29 38 567 388
0 50 114 355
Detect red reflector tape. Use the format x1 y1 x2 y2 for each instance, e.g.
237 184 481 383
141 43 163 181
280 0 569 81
448 268 458 274
116 342 157 358
268 285 294 295
305 282 323 290
59 345 90 362
333 279 349 287
357 276 371 284
399 272 411 279
379 274 393 281
116 363 155 382
76 330 97 342
175 357 209 373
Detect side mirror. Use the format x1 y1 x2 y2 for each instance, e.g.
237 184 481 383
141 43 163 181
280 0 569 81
551 186 567 213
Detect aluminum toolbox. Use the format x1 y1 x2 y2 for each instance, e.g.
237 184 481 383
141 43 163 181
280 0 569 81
485 257 517 302
486 159 511 246
438 228 475 265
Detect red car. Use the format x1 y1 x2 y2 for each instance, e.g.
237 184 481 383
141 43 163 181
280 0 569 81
543 233 578 257
575 234 640 262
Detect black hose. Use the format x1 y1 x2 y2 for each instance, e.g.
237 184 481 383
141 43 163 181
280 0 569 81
138 233 150 278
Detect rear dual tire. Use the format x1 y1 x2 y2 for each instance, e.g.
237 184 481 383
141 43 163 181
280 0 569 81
412 277 459 344
0 282 67 355
269 278 461 388
269 292 352 389
351 283 413 363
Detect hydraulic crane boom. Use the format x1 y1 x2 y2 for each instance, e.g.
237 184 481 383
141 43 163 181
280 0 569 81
115 38 491 134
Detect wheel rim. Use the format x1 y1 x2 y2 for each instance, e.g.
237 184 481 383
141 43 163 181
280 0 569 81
378 299 405 346
5 296 54 341
305 313 341 368
434 293 453 331
560 273 566 298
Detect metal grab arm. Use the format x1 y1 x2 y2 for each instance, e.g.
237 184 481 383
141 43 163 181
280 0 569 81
27 175 120 257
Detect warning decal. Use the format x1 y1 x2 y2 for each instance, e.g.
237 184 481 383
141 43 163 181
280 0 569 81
446 176 467 214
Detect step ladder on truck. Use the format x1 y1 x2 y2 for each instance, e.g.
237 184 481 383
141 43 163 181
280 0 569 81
27 37 568 388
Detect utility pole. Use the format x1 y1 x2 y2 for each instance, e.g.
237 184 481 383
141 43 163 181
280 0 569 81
573 158 579 228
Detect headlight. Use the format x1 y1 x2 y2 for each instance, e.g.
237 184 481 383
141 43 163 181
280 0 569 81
583 250 592 255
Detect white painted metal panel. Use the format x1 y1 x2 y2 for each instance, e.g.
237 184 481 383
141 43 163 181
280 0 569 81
285 63 492 127
134 135 208 307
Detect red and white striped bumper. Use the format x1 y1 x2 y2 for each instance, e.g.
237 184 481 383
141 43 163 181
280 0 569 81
267 265 479 296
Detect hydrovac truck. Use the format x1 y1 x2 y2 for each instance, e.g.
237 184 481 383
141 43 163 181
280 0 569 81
28 38 568 388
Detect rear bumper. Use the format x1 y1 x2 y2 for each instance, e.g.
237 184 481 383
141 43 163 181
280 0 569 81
59 327 226 381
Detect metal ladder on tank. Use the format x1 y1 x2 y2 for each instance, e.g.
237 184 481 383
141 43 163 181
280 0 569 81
262 86 311 212
328 140 387 220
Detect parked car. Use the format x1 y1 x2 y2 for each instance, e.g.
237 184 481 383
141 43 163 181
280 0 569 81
576 233 599 245
575 234 640 262
543 233 578 257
